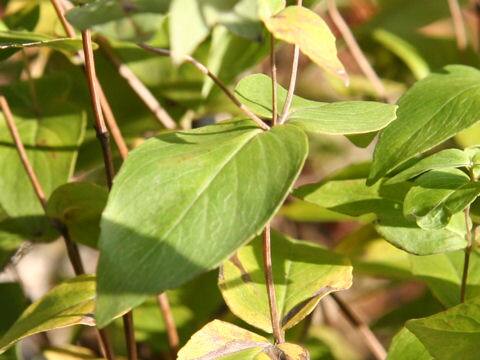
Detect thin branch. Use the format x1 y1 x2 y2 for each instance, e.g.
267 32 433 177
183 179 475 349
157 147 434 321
262 225 285 344
448 0 468 50
81 30 116 189
327 0 390 102
0 96 115 360
330 293 386 360
96 36 176 130
123 312 138 360
138 43 270 131
279 0 303 124
50 0 129 160
270 34 278 126
461 207 475 302
157 293 180 358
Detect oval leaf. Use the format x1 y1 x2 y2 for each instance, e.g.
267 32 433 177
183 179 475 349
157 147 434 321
96 120 308 327
219 231 352 333
0 276 96 354
235 74 397 135
264 6 348 83
369 65 480 184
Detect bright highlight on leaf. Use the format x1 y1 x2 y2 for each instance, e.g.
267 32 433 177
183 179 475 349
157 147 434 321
235 74 397 135
219 231 352 333
95 119 308 327
263 6 348 84
0 276 96 354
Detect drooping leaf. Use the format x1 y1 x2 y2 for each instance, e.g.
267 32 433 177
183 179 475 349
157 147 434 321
46 182 108 248
0 99 86 246
219 231 352 333
386 149 471 185
96 119 308 327
403 169 480 229
235 74 397 134
177 320 308 360
0 276 96 354
264 6 348 83
406 296 480 360
387 328 432 360
410 250 480 308
369 65 480 184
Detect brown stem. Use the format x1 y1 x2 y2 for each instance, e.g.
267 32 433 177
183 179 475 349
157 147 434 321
448 0 468 50
278 0 303 124
123 312 138 360
262 225 285 344
157 293 180 358
50 0 76 37
331 293 386 360
138 44 270 131
326 0 390 102
0 96 116 359
270 34 278 126
96 36 176 130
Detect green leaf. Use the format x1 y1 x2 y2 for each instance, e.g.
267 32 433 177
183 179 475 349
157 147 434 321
0 30 86 52
264 6 348 83
177 320 308 360
258 0 285 20
369 65 480 184
219 231 352 333
387 328 432 360
96 119 308 327
46 182 108 248
0 275 96 354
235 74 397 134
410 250 480 308
65 0 170 31
406 296 480 360
0 100 86 245
386 149 471 185
43 345 98 360
0 284 27 337
403 169 480 229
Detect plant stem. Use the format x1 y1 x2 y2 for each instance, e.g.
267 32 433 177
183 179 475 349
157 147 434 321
96 36 176 130
0 95 115 360
270 34 278 126
448 0 467 50
157 293 180 358
138 44 270 131
123 312 138 360
461 207 475 303
278 0 303 124
262 225 285 344
330 293 386 360
326 0 390 102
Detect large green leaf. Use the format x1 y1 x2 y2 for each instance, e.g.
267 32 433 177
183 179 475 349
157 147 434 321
369 65 480 184
0 100 86 246
386 149 471 185
96 119 308 327
387 328 432 360
410 250 480 308
177 320 308 360
263 6 347 83
219 231 352 333
0 276 96 354
235 74 397 134
406 296 480 360
46 182 108 248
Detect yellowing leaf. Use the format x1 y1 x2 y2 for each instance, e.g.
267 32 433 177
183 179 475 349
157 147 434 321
264 6 348 84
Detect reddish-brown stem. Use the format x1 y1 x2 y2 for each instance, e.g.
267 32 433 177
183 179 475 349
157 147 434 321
326 0 390 102
0 95 116 359
157 293 180 358
448 0 468 50
279 0 303 124
262 225 285 344
138 44 270 131
96 36 176 130
270 34 278 126
123 312 138 360
331 293 386 360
